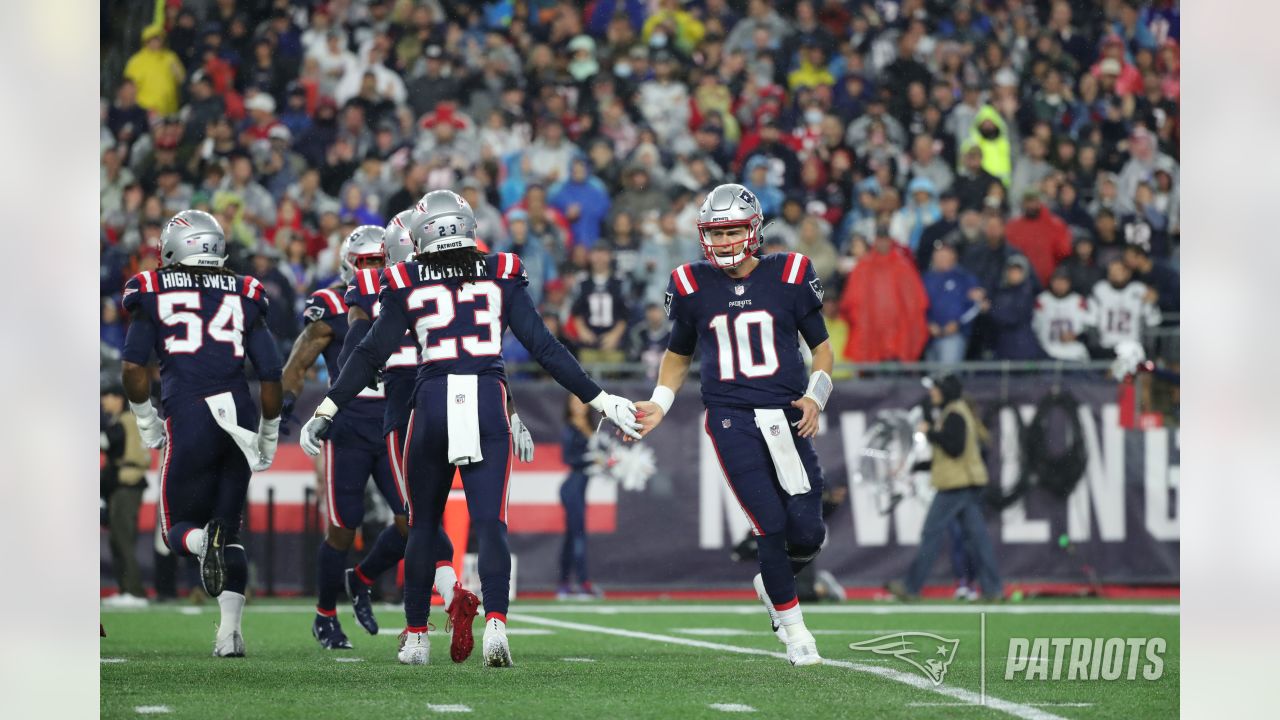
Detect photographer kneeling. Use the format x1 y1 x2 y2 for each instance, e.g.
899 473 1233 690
887 375 1005 602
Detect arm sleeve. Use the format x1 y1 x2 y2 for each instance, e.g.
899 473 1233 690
927 412 968 458
121 309 158 365
327 293 409 407
508 282 603 403
245 315 283 382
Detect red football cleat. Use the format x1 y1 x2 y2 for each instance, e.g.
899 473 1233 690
446 582 480 663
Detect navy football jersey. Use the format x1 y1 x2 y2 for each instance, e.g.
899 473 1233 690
302 286 383 421
328 252 603 408
121 268 283 404
345 268 419 435
666 253 828 410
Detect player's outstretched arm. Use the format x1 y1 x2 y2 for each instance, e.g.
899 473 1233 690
791 340 834 439
300 301 409 456
507 283 642 439
120 311 165 449
633 350 694 440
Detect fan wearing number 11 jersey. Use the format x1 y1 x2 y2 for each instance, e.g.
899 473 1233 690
632 184 835 667
120 210 284 658
298 190 641 667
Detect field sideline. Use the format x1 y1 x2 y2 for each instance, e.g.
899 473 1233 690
101 599 1178 719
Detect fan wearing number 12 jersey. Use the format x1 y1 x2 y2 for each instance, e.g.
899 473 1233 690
298 190 640 668
633 184 835 667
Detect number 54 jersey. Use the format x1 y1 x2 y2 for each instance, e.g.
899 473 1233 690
121 268 282 405
666 253 828 411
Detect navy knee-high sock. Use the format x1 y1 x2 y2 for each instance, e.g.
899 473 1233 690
316 542 346 615
354 526 407 585
475 519 512 620
432 525 454 567
224 544 248 595
755 534 798 607
403 523 436 630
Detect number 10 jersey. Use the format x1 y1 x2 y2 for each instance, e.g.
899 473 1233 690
666 253 829 411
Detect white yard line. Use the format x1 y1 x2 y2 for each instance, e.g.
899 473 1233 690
101 657 127 663
709 703 757 712
672 628 978 636
426 704 472 713
909 703 1094 708
134 707 171 715
562 657 596 662
512 614 1069 720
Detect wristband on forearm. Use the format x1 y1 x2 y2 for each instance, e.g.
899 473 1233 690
129 400 157 420
649 386 675 415
803 370 833 411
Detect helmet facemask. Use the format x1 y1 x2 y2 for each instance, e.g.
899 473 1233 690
698 218 760 269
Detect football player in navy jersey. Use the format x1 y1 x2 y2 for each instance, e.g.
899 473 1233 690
280 225 415 651
298 190 641 666
633 184 836 667
120 210 283 658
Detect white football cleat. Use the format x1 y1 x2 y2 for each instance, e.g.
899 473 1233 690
482 619 514 667
785 631 822 667
212 630 245 658
752 574 788 645
398 630 430 665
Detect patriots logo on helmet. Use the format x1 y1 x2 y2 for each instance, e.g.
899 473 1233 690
738 189 756 206
167 216 193 230
810 277 824 301
848 633 960 685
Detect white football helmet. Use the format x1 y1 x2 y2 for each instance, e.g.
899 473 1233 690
697 183 763 269
161 210 227 268
411 190 478 254
384 209 417 264
339 225 387 284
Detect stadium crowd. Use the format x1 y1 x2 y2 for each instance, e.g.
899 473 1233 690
100 0 1180 378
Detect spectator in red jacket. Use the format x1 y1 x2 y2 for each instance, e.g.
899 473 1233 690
838 228 929 362
1005 191 1072 287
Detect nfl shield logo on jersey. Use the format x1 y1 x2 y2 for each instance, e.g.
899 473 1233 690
734 285 745 296
770 424 781 437
455 394 466 404
722 418 732 429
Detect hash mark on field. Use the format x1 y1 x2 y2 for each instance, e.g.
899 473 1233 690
335 657 364 662
562 657 595 662
514 614 1069 720
134 706 171 714
427 704 472 713
101 657 127 663
709 703 756 712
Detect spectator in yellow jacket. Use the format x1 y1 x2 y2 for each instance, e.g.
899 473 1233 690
641 0 706 55
123 26 185 115
966 105 1012 187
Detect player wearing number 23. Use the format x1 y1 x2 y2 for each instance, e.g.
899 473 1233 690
633 184 835 668
298 190 640 668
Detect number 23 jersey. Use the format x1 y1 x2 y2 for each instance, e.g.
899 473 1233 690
666 253 828 411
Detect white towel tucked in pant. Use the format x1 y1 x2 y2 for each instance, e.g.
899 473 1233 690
753 408 811 496
447 374 482 465
205 392 261 469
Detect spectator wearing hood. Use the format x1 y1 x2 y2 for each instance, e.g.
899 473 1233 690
124 26 186 115
1009 136 1054 207
611 165 669 225
915 192 962 274
1117 128 1179 213
838 230 929 362
896 177 942 255
641 0 707 56
550 157 613 249
966 105 1012 188
984 255 1047 360
496 209 559 308
922 244 981 364
1005 191 1073 287
741 157 784 219
1060 234 1105 297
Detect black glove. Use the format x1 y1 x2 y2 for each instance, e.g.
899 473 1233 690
279 391 299 436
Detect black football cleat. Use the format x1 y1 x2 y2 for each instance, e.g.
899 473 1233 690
345 569 379 635
312 614 353 650
199 519 227 597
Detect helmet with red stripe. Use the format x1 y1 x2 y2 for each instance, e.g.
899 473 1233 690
697 183 763 270
340 225 387 284
384 209 416 263
161 209 227 268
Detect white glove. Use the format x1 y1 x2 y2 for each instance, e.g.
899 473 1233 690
253 416 281 471
130 400 166 449
510 412 535 463
300 398 338 457
588 391 643 440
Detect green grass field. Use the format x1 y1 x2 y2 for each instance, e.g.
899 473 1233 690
101 599 1178 719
